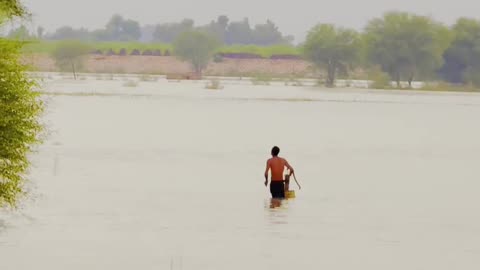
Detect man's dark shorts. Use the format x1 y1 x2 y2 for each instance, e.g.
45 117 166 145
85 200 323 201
270 181 285 199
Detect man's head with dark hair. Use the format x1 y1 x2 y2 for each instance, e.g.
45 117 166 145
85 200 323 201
271 146 280 156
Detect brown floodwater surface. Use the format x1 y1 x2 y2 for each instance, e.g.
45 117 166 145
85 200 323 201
1 79 480 269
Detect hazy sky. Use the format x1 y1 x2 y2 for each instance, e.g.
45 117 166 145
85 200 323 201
23 0 480 41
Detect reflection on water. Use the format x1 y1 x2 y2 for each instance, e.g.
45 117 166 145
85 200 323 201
0 219 7 232
268 198 284 209
2 80 480 269
265 199 291 226
266 197 294 210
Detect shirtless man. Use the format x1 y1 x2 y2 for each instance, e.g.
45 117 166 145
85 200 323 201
264 146 294 199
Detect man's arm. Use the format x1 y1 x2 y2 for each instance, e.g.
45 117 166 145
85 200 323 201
285 159 294 175
264 160 270 186
285 159 300 189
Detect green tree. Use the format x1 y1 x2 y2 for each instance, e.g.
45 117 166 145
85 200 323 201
225 18 253 44
200 15 229 42
173 31 219 76
77 14 142 42
1 0 43 208
153 19 194 43
440 18 480 86
36 26 44 39
7 25 32 40
0 0 26 21
51 40 91 78
365 12 452 87
103 14 141 41
252 20 286 45
303 24 361 87
49 26 91 40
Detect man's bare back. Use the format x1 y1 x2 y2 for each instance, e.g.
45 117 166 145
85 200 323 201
266 157 293 181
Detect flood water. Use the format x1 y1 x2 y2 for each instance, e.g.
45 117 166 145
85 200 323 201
2 78 480 269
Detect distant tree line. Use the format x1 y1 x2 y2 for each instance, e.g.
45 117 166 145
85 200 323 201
45 15 142 42
10 12 480 87
17 14 292 46
151 16 293 45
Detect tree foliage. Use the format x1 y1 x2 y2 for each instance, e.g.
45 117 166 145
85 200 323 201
36 26 44 39
440 18 480 86
224 18 253 45
48 15 141 42
173 31 220 75
251 20 285 46
303 24 360 87
49 26 91 41
100 14 141 41
153 19 194 43
1 0 43 208
7 24 32 40
154 17 291 45
47 14 291 45
365 12 452 87
51 40 91 76
199 15 229 43
0 0 26 22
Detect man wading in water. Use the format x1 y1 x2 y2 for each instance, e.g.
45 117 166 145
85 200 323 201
264 146 294 199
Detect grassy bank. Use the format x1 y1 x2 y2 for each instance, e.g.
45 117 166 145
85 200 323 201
22 40 301 58
23 40 173 55
217 44 300 58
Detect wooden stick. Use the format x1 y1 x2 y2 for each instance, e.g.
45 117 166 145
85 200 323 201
293 173 301 190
